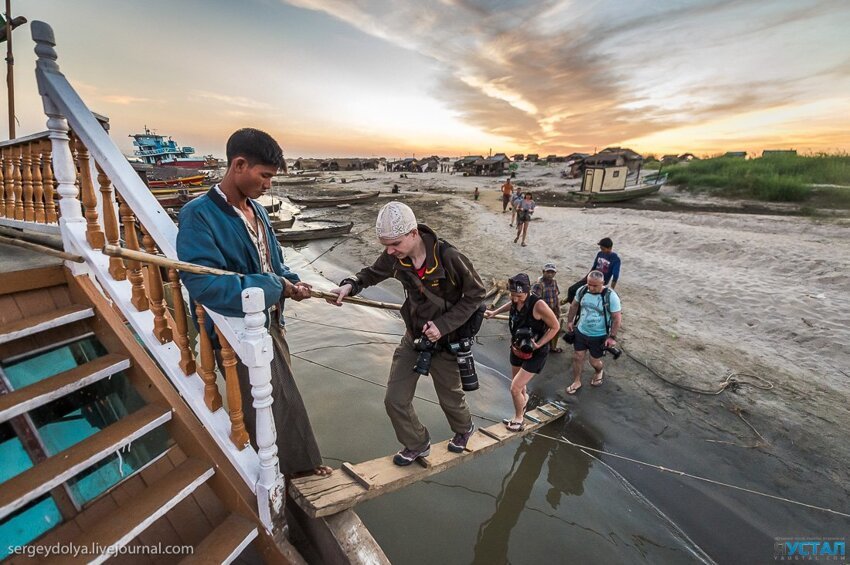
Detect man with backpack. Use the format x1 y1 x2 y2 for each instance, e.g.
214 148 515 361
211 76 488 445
328 202 486 465
564 270 622 394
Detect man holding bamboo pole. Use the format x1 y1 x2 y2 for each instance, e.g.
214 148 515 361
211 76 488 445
328 202 487 465
176 128 330 477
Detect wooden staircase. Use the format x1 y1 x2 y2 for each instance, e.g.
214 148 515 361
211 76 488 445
0 264 299 564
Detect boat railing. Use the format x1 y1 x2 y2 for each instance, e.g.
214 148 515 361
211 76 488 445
21 20 285 535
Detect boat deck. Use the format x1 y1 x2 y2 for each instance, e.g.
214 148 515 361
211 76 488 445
289 401 568 518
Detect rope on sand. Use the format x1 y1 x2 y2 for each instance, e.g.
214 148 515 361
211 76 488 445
532 431 850 519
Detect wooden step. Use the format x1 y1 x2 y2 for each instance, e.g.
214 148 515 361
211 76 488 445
0 403 171 520
56 458 215 565
0 304 94 345
290 402 569 518
0 354 131 424
180 513 258 565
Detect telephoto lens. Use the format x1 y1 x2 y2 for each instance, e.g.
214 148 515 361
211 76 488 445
604 345 622 360
454 338 479 391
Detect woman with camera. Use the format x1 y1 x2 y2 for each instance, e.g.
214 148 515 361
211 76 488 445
485 273 560 431
513 192 536 246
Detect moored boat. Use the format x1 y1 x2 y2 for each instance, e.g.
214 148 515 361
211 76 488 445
148 174 207 188
287 191 380 207
276 221 354 242
573 170 666 203
130 126 207 168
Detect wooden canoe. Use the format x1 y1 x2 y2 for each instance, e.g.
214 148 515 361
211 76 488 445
276 222 353 242
155 191 201 208
573 175 665 203
287 191 380 207
270 216 295 230
273 176 319 186
148 174 207 188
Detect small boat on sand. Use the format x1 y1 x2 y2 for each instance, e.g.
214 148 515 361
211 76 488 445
270 216 295 230
573 170 666 203
287 191 379 207
276 221 354 242
155 190 200 208
273 176 320 186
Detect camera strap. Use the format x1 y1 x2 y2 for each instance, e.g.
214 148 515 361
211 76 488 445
575 286 611 336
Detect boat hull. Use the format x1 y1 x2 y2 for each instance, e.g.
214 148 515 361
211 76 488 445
276 222 354 242
574 178 664 203
287 191 379 207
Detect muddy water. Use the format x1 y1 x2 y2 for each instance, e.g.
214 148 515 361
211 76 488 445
282 249 712 564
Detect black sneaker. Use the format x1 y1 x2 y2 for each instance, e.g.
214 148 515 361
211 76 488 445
448 424 476 453
393 444 431 466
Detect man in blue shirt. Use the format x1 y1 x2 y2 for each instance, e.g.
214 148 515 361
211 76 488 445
177 128 330 477
564 270 622 394
565 237 621 303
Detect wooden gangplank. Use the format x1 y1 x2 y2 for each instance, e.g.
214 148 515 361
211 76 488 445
289 401 568 518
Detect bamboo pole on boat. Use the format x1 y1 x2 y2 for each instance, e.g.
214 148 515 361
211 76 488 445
101 244 510 320
0 234 84 262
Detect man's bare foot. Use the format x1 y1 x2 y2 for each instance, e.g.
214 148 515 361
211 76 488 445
566 382 581 395
313 465 333 476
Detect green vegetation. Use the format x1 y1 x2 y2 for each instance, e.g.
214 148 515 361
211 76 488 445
664 154 850 204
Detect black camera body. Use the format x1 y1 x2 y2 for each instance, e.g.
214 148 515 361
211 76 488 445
412 305 486 391
604 345 622 360
412 336 438 376
563 330 575 345
447 337 478 391
513 327 535 354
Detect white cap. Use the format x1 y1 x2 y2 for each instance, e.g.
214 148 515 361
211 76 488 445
376 201 417 239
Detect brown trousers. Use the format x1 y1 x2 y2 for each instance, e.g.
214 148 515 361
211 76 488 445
386 335 473 451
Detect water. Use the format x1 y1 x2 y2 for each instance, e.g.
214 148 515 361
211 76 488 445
282 249 711 564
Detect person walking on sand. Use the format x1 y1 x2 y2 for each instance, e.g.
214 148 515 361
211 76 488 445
328 202 487 465
474 186 480 201
566 237 621 303
514 192 536 246
484 273 560 431
177 128 331 478
509 186 523 226
532 263 564 353
501 177 514 212
564 270 622 394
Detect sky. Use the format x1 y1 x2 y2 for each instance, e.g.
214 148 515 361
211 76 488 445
5 0 850 158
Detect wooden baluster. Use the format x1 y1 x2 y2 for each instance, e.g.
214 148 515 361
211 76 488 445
117 193 149 311
13 145 23 220
22 143 34 221
3 149 13 218
215 326 250 450
41 140 58 223
32 144 45 223
95 161 125 280
140 224 173 344
0 148 5 218
169 269 196 375
74 136 105 248
195 303 222 411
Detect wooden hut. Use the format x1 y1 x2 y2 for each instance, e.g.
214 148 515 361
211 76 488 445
525 154 539 162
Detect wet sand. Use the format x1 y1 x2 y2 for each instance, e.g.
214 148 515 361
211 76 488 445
274 165 850 563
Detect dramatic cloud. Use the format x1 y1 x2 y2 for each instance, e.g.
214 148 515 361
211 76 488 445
284 0 850 153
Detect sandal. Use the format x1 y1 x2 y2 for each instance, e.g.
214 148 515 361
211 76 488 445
550 347 563 353
505 420 525 432
566 382 581 395
591 371 604 387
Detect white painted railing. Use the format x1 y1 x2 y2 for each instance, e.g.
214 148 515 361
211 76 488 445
26 20 284 534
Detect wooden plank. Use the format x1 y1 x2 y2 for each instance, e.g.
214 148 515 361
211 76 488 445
0 265 65 296
0 353 131 423
0 303 93 345
341 462 372 490
0 403 172 519
180 513 258 565
290 402 568 518
53 459 215 565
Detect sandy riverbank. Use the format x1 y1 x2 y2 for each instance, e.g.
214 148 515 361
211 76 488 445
274 165 850 562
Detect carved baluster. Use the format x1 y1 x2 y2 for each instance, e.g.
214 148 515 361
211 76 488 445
140 224 172 343
215 326 250 450
74 137 104 248
95 162 125 279
41 140 58 223
32 144 45 223
13 145 23 220
3 149 12 218
241 288 285 530
117 193 149 311
195 303 222 411
0 148 5 218
169 269 196 375
22 143 34 221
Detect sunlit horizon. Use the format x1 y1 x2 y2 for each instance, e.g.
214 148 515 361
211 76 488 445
4 0 849 160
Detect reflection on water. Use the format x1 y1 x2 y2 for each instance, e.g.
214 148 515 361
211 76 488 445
283 249 708 564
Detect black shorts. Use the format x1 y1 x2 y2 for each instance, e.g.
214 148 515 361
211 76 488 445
510 349 548 374
574 330 605 358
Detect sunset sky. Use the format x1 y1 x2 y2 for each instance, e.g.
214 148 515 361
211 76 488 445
6 0 850 158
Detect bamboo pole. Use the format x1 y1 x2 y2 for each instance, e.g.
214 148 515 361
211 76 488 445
101 244 511 320
0 234 84 262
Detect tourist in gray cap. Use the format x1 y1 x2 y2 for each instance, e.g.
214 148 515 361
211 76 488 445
532 263 564 353
329 202 486 465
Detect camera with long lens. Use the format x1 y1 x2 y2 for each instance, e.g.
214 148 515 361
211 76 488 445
448 337 478 391
603 345 622 360
563 330 576 345
412 336 438 375
513 327 535 354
